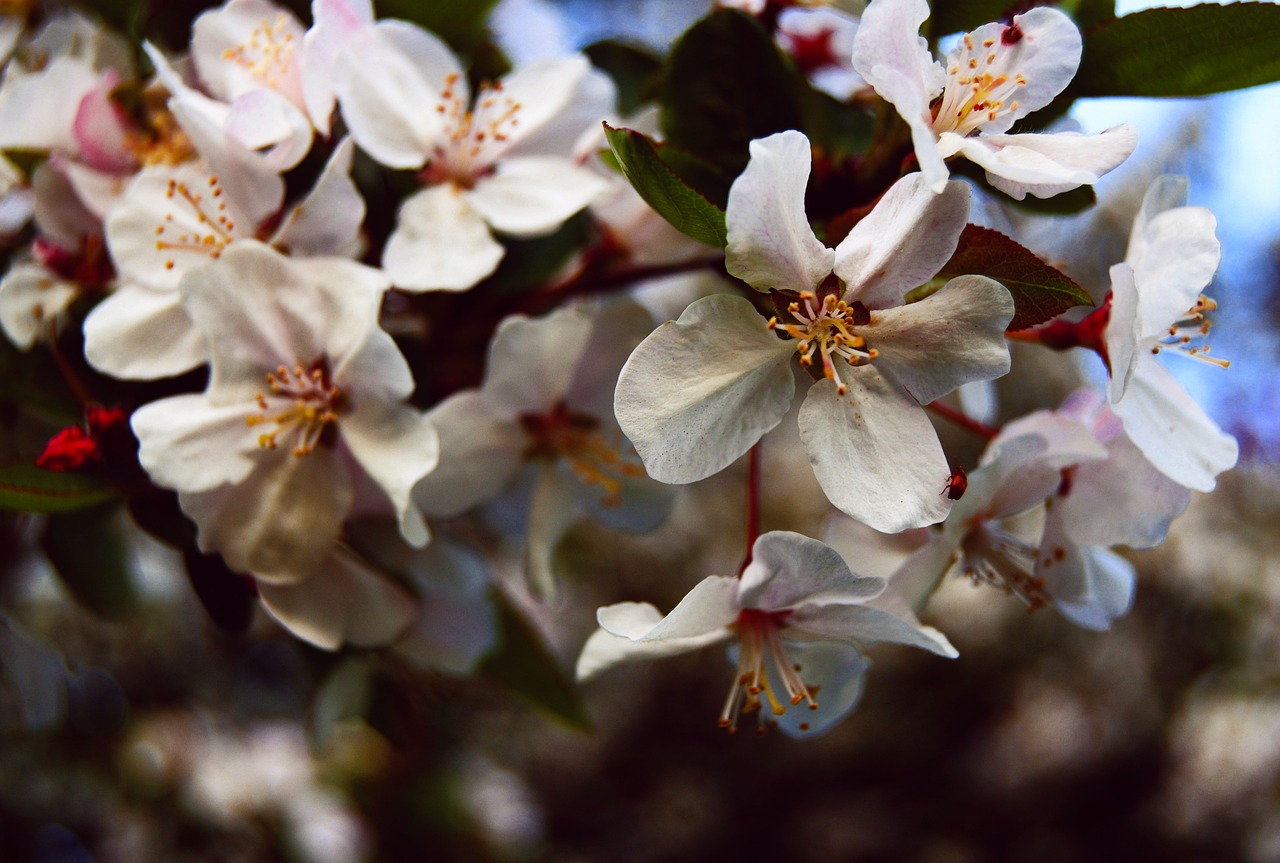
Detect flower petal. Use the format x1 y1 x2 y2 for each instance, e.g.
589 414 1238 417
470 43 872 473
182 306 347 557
577 605 729 680
271 137 366 258
738 530 883 612
1037 540 1134 631
412 391 525 517
82 285 208 380
834 173 969 309
772 640 868 738
602 574 740 642
614 293 795 484
340 404 438 548
301 0 375 135
1128 206 1220 339
791 602 959 657
525 463 586 598
383 184 505 292
0 262 79 351
394 539 497 675
798 372 951 532
944 125 1137 200
485 304 596 412
466 156 607 236
725 130 834 294
1104 262 1142 401
131 393 259 492
870 275 1013 404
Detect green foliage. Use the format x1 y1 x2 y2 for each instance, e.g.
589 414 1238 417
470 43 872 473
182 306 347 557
659 8 803 176
928 0 1012 41
934 225 1093 331
374 0 501 53
0 463 117 514
584 40 664 116
479 594 590 731
1072 3 1280 97
42 504 139 618
1062 0 1118 32
603 124 729 248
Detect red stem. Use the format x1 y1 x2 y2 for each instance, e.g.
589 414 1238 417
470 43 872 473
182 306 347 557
737 442 762 577
927 399 999 440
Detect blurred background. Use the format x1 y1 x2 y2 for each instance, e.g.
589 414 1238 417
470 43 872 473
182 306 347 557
3 1 1279 861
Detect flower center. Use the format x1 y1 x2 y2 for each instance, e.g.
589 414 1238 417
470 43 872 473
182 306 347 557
420 73 521 188
719 608 819 734
959 521 1049 610
932 29 1028 137
769 290 877 396
246 362 343 457
519 401 645 506
220 13 299 95
152 174 241 271
1152 294 1229 369
126 94 195 167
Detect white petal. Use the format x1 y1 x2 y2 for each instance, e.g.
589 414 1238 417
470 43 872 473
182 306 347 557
834 173 969 309
563 299 656 417
394 539 497 675
1125 175 1188 263
738 530 883 612
577 607 729 680
223 89 314 172
1112 356 1238 492
614 293 795 484
946 125 1137 200
258 548 417 650
131 393 259 492
851 0 943 129
0 262 78 350
870 275 1013 405
1038 540 1134 631
0 57 99 152
1128 207 1220 338
1104 262 1142 402
340 404 439 547
792 602 959 657
485 304 596 411
191 0 307 106
525 463 586 598
271 137 366 258
799 372 952 531
331 20 458 169
383 184 504 292
601 574 740 642
82 285 208 380
725 130 834 293
486 56 592 155
884 535 961 615
301 0 375 135
773 640 868 738
466 156 607 236
412 391 525 517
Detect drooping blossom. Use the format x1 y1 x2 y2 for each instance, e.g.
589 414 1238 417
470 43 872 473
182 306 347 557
413 301 672 595
615 130 1013 532
130 240 439 585
578 530 956 736
851 0 1136 199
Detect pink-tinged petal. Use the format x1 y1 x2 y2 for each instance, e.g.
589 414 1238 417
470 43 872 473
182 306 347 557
792 602 959 657
258 547 418 650
412 391 525 517
132 393 260 492
1037 540 1134 631
0 57 100 152
525 463 586 597
340 404 438 548
82 285 208 380
485 305 595 412
870 275 1013 404
271 137 366 258
0 262 78 350
1128 207 1220 338
383 184 504 292
1104 262 1142 402
301 0 375 135
466 156 607 236
605 575 741 641
332 20 459 169
614 293 796 484
72 71 136 174
180 448 352 583
484 57 592 157
834 174 970 308
851 0 943 124
945 125 1137 200
798 371 951 532
772 640 868 738
738 531 883 612
191 0 307 107
223 89 314 172
726 130 834 294
577 605 729 681
1112 356 1238 492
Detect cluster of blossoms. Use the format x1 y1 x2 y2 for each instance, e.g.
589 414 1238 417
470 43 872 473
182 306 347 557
0 0 1240 738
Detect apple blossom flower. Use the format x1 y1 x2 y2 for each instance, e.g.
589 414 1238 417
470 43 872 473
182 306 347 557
777 5 864 101
130 240 438 584
330 21 610 291
851 0 1136 199
615 130 1013 532
578 530 956 736
1101 176 1238 492
413 301 673 596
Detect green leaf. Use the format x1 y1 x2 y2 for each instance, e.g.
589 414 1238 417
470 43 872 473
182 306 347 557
584 40 663 116
479 593 590 730
0 463 117 514
1073 3 1280 97
374 0 501 53
928 0 1012 40
660 9 803 175
41 504 139 619
1061 0 1117 32
937 225 1093 331
603 124 729 248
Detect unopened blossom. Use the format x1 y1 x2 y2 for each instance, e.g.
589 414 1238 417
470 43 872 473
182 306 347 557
413 301 672 595
851 0 1136 199
330 21 610 290
1102 176 1238 491
615 130 1013 532
578 530 956 736
131 241 438 584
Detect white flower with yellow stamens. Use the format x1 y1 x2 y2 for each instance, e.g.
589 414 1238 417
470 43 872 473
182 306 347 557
615 130 1013 533
577 530 956 737
412 301 673 596
851 0 1136 199
131 240 438 584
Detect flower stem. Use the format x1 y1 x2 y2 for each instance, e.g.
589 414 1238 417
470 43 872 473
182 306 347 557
737 442 762 577
927 399 998 440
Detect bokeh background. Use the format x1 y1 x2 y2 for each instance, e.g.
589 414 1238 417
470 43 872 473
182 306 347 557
3 1 1279 861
